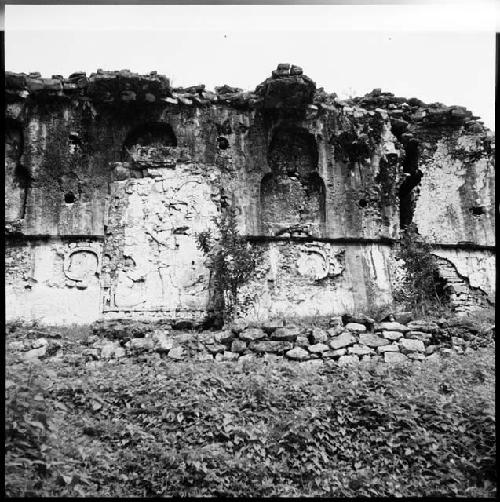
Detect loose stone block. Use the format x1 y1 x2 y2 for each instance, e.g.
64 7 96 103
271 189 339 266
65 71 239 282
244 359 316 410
384 352 408 363
338 355 360 365
358 333 389 347
381 330 404 341
345 322 367 333
32 338 49 349
249 340 293 353
329 332 356 350
222 351 239 361
375 322 410 333
348 344 372 356
377 344 399 353
23 346 47 359
231 339 247 353
271 327 300 341
285 347 310 360
310 327 328 344
295 335 310 348
239 328 266 342
308 343 329 354
399 338 425 353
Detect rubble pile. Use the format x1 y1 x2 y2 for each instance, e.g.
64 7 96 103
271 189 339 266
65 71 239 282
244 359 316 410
7 314 494 367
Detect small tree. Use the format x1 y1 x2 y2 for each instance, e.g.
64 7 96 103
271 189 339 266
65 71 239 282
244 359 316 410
394 223 449 316
196 205 263 324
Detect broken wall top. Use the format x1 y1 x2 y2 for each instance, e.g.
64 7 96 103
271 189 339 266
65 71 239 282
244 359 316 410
5 66 493 134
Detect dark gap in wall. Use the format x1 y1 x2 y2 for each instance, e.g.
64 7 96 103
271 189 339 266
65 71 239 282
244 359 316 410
217 137 229 150
469 206 486 216
359 198 368 208
122 122 177 160
64 192 76 204
399 139 422 229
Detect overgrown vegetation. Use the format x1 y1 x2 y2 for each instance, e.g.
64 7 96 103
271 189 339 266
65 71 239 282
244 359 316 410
394 223 450 316
5 335 495 497
196 205 263 324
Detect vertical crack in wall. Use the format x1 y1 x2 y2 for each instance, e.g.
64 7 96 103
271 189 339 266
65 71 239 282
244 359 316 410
399 139 422 229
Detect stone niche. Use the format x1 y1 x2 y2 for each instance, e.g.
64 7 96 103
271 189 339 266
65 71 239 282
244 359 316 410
122 122 178 167
5 119 27 225
260 126 326 236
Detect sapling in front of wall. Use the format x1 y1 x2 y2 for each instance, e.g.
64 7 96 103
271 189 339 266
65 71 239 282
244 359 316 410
196 205 263 325
393 223 450 317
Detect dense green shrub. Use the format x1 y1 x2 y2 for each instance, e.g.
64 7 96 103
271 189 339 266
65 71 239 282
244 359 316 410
196 205 263 323
394 223 450 315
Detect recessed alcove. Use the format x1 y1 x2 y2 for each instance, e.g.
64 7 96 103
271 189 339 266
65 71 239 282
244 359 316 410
261 126 325 236
122 122 177 161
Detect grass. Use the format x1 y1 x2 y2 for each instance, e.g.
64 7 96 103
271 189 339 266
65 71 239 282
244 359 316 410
5 325 496 498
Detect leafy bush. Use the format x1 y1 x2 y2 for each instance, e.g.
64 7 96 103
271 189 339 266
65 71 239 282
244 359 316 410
394 224 450 316
5 340 495 497
196 205 263 323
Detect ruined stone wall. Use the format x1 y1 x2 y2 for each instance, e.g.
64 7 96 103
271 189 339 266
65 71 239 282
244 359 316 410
4 66 495 325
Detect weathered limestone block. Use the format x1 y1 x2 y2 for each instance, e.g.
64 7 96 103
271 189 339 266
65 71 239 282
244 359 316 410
222 351 239 361
285 347 310 360
295 335 310 348
308 343 329 354
249 340 293 353
375 322 410 333
271 327 300 341
239 328 266 342
399 338 425 353
338 355 360 365
384 352 408 363
348 344 372 356
345 323 367 333
377 344 400 353
310 327 328 344
231 339 247 353
381 330 404 341
329 332 356 350
358 333 389 347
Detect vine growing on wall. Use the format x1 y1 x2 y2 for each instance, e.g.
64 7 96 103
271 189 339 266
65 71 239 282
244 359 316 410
393 223 450 316
196 205 264 324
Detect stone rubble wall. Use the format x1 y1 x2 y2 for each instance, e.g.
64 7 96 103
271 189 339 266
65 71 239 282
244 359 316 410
7 315 494 367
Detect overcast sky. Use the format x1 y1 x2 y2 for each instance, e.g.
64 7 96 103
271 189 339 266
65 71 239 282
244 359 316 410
5 3 497 130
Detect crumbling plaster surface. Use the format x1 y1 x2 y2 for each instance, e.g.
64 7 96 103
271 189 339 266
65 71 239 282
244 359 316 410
103 162 219 317
5 240 102 325
237 242 394 321
432 248 495 303
414 133 495 246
